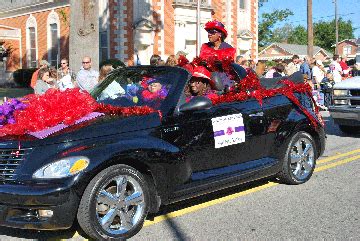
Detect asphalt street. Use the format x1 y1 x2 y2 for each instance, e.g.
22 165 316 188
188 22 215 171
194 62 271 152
0 111 359 240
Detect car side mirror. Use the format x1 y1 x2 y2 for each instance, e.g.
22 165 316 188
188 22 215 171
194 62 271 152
179 96 212 112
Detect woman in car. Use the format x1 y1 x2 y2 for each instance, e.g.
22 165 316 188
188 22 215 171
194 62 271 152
97 64 125 100
138 78 168 109
34 67 59 95
185 66 217 100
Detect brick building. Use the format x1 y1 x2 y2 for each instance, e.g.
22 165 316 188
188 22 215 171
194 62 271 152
333 39 360 59
0 0 258 83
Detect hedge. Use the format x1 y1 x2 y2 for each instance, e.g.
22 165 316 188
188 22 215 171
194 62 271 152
100 59 125 69
13 68 37 88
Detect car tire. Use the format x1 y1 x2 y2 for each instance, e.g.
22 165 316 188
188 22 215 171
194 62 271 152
339 125 360 134
277 131 316 185
77 164 150 240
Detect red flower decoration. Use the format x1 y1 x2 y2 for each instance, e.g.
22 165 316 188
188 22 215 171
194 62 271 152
0 89 159 137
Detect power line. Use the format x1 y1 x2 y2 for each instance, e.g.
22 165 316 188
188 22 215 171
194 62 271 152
279 12 355 24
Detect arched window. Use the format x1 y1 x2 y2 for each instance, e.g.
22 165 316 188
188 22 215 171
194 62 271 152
26 14 38 68
47 11 60 66
239 0 246 10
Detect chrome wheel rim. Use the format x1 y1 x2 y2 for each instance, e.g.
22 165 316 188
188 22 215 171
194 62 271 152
290 137 315 180
95 175 145 235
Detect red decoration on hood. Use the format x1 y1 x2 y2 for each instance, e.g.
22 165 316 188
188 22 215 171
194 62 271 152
0 89 159 137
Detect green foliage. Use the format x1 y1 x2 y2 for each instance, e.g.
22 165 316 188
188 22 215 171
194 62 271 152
271 23 294 43
261 17 354 53
259 9 294 47
265 60 277 67
314 18 354 52
59 9 69 27
12 68 37 88
287 25 308 45
99 59 126 69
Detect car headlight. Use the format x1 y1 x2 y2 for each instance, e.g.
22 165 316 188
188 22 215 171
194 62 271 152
33 156 89 179
334 99 349 105
333 89 349 96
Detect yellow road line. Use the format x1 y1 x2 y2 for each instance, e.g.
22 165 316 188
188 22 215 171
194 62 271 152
317 148 360 164
315 154 360 172
71 150 360 239
144 153 360 228
144 182 278 227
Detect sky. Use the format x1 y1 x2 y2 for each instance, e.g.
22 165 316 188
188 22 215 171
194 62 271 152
259 0 360 38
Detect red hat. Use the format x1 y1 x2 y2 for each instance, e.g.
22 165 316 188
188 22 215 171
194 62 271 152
192 66 216 89
205 20 228 38
192 66 211 80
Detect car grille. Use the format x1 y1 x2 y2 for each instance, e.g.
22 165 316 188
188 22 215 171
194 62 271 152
350 89 360 96
351 100 360 106
0 148 29 183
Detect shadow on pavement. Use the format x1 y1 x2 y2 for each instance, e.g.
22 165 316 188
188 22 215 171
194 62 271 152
149 178 270 218
146 178 271 241
0 179 272 240
0 224 78 240
322 111 360 137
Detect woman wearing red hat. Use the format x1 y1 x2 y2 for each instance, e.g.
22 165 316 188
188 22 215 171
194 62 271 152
199 20 236 67
203 20 233 50
185 66 217 100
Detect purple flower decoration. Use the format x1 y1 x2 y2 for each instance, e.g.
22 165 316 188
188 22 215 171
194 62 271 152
0 98 28 126
158 86 169 99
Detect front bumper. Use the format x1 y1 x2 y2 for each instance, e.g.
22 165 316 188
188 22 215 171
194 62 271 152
329 106 360 126
0 181 80 230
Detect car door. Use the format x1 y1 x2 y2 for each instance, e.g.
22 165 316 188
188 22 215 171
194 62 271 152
161 97 268 182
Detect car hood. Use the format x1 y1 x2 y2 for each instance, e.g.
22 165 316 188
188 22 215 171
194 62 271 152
0 113 161 148
333 76 360 89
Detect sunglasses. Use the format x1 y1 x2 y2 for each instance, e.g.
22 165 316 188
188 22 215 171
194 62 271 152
207 29 220 35
61 62 67 65
82 61 90 64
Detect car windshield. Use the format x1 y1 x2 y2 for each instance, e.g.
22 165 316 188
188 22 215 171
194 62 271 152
91 66 188 110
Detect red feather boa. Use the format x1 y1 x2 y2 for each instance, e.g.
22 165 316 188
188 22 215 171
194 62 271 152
0 89 157 137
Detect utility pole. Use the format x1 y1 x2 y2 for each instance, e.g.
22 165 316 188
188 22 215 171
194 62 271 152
307 0 313 58
69 0 99 72
334 0 339 54
196 0 201 56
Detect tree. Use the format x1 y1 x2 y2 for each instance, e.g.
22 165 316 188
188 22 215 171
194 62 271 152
314 18 354 52
258 9 294 47
288 25 308 45
271 23 294 43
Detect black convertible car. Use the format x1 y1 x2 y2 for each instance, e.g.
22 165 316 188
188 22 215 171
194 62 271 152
0 65 325 240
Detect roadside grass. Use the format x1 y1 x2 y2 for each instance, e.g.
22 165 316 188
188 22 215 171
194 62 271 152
0 88 33 104
0 88 32 98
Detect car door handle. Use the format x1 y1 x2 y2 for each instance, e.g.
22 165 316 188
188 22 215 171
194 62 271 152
249 112 264 117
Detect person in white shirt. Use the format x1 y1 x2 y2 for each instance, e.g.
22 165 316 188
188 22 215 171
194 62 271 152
58 74 75 91
330 54 342 83
97 64 125 100
312 60 325 89
76 56 99 93
285 55 300 76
